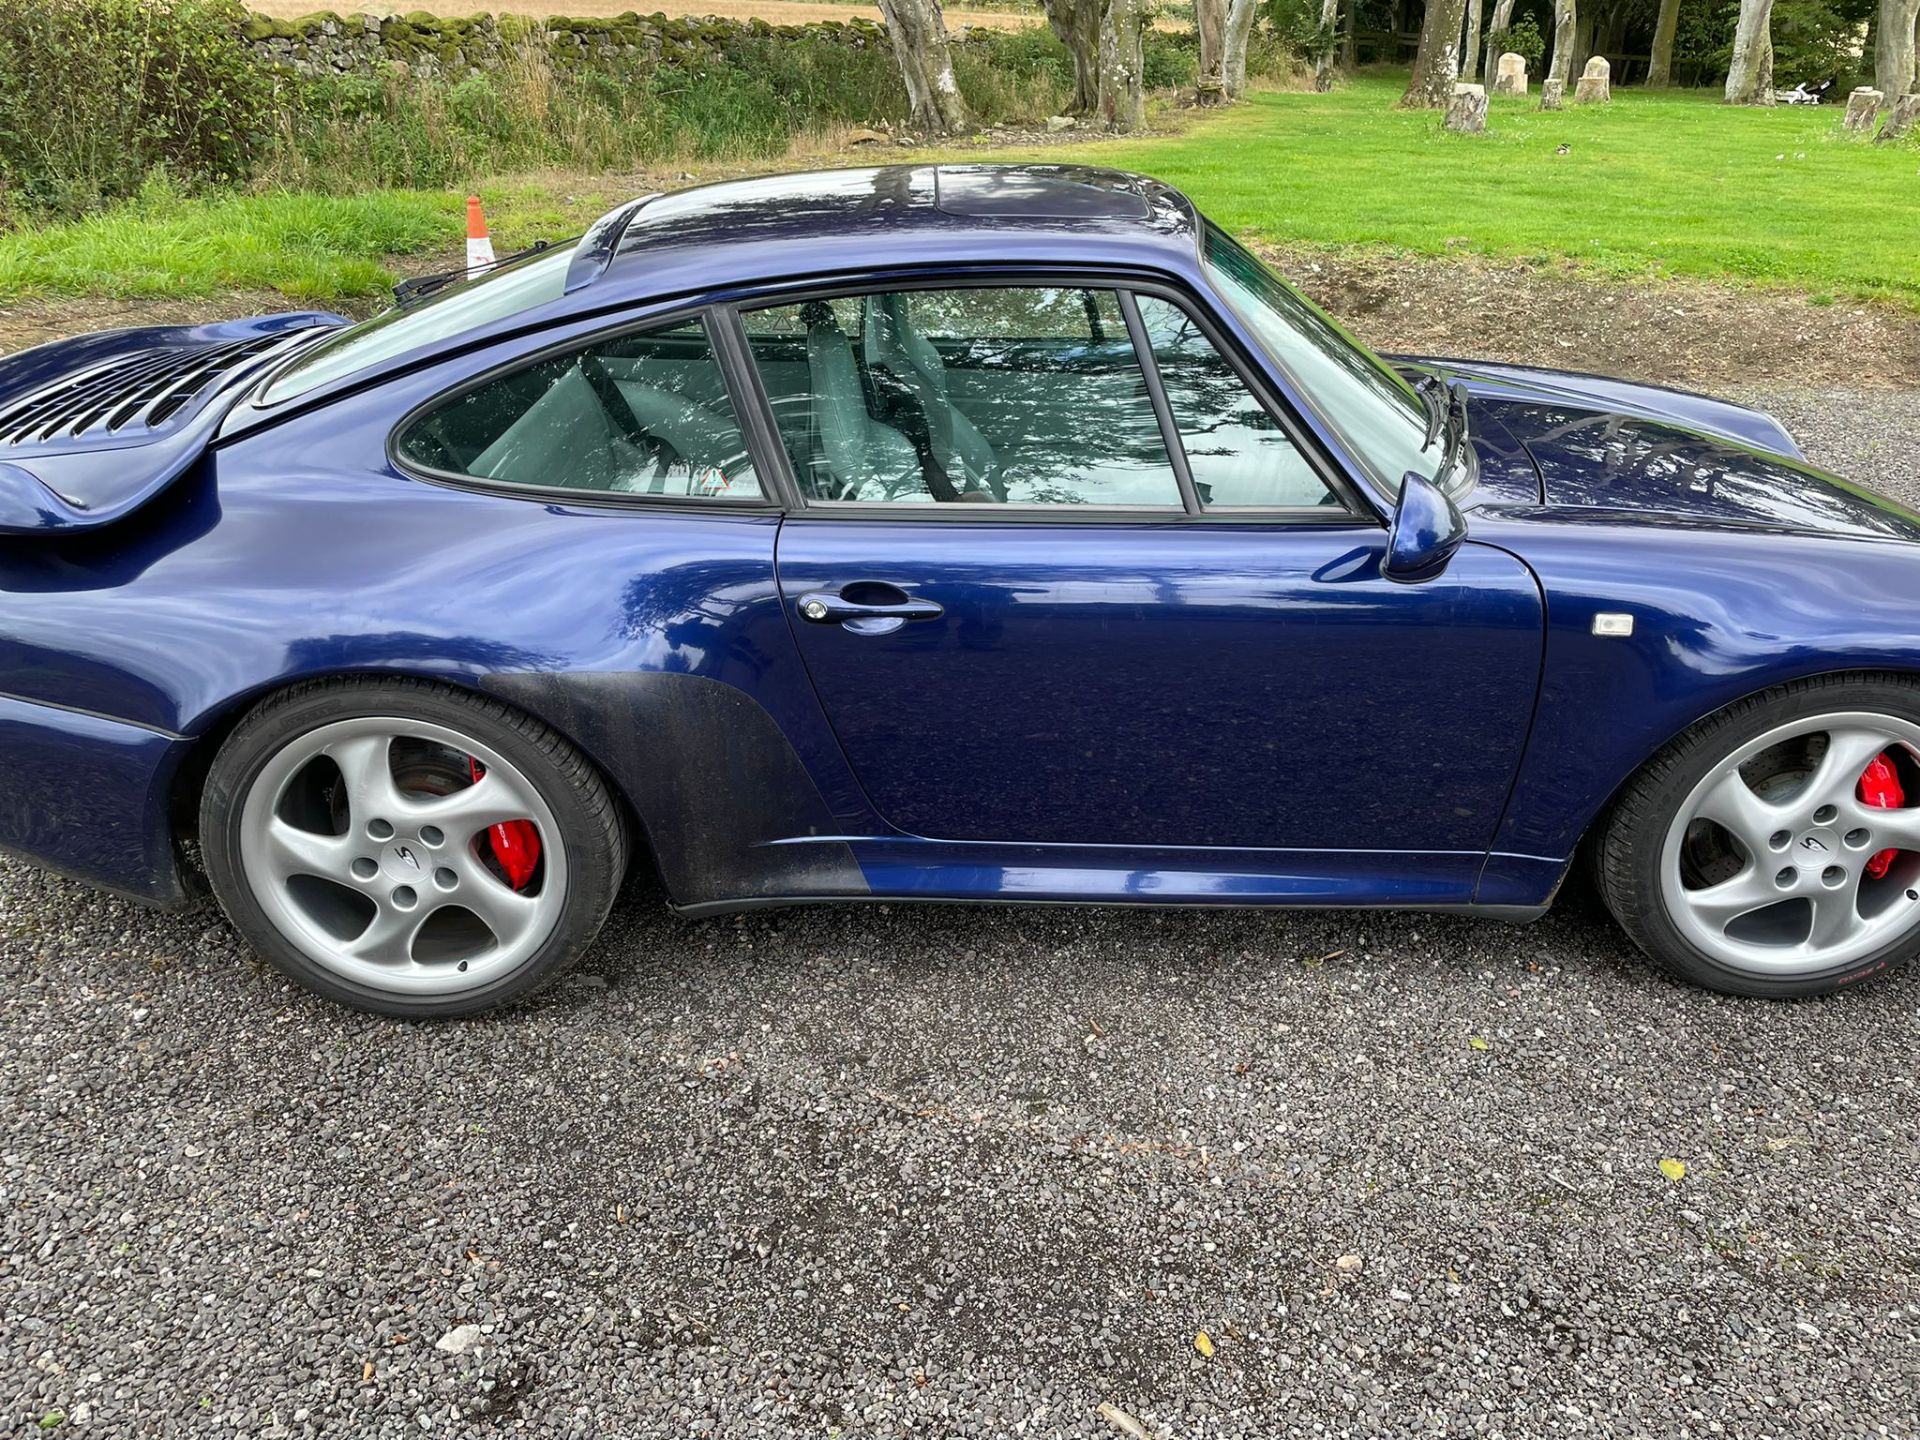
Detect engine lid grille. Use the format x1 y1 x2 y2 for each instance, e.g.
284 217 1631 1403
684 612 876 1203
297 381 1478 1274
0 329 309 448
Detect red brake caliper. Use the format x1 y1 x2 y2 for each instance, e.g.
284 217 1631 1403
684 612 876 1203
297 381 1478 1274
1857 752 1905 880
468 757 541 890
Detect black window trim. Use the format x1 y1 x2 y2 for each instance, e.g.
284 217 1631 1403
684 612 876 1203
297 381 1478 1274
385 304 792 514
720 266 1378 527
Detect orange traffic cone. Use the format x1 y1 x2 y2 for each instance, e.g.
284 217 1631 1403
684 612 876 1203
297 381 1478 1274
465 195 495 272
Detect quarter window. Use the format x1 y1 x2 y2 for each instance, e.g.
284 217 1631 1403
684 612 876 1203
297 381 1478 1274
740 286 1183 508
1136 296 1334 509
394 318 762 500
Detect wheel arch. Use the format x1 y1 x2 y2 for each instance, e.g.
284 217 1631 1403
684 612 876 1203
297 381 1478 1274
1573 666 1920 861
167 669 655 891
171 667 868 913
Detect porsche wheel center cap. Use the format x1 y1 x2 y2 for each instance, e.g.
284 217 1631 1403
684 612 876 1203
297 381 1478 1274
1793 829 1841 871
381 840 427 883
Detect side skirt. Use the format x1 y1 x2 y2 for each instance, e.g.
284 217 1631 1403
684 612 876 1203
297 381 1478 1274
675 894 1551 923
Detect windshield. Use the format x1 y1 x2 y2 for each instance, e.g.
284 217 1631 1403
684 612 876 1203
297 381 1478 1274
1202 227 1471 500
261 241 579 403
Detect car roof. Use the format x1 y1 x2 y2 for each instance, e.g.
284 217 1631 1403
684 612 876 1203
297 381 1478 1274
578 164 1206 307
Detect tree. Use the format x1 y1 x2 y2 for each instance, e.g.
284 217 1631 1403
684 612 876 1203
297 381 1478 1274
1646 0 1680 86
1462 0 1485 81
1097 0 1148 130
1481 0 1515 81
1547 0 1577 87
1877 0 1920 96
876 0 972 133
1724 0 1775 102
1041 0 1102 114
1223 0 1262 98
1401 0 1472 105
1195 0 1228 103
1314 0 1342 90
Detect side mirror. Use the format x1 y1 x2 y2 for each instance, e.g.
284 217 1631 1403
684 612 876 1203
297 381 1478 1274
1383 468 1467 583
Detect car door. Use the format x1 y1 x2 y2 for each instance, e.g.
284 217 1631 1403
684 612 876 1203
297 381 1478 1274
740 279 1543 859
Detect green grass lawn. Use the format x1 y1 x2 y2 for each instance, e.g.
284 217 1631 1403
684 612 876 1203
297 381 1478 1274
1072 78 1920 307
0 76 1914 307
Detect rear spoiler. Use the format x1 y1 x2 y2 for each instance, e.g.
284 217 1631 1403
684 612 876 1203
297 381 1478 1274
0 314 339 536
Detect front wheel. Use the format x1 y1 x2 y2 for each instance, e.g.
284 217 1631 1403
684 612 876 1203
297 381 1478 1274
200 678 626 1017
1598 675 1920 998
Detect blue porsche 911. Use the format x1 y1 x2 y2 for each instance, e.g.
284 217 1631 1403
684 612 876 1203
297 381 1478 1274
2 164 1917 1015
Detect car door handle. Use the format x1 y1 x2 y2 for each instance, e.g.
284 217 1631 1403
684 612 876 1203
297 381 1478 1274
796 586 944 634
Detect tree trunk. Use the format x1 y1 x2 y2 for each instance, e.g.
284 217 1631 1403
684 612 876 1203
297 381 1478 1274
1400 0 1472 106
1341 0 1357 66
1097 0 1146 131
1194 0 1228 104
1570 6 1592 77
876 0 972 133
1724 0 1774 103
1314 0 1342 90
1547 0 1577 87
1481 0 1514 83
1461 0 1484 81
1223 0 1261 98
1646 0 1679 86
1876 0 1920 98
1041 0 1102 114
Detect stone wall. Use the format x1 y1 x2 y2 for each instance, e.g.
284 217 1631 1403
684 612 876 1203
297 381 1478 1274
242 9 893 77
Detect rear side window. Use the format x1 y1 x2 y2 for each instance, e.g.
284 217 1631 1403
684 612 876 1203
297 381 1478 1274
394 318 762 501
739 285 1182 508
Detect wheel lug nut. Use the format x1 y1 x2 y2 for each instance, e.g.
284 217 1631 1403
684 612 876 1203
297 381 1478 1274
1813 805 1837 825
434 866 458 891
368 818 394 840
1774 867 1795 888
351 857 378 880
392 885 417 909
420 825 444 847
1821 865 1846 888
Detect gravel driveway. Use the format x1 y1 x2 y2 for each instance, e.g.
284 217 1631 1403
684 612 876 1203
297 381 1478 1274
4 387 1918 1438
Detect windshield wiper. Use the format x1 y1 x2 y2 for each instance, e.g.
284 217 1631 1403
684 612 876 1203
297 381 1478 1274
1415 373 1474 480
1416 374 1447 451
1444 378 1471 464
393 238 554 309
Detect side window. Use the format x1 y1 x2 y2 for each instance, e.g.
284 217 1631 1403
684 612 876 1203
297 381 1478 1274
740 286 1183 508
394 318 761 501
1136 296 1336 509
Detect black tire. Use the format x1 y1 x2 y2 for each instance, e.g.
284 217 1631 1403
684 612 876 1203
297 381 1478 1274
1596 672 1920 999
200 676 626 1018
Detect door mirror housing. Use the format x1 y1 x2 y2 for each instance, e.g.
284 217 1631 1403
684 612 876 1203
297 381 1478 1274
1383 469 1467 583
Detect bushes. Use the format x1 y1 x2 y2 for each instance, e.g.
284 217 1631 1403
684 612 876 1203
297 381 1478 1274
0 3 1209 223
264 33 913 193
0 0 266 220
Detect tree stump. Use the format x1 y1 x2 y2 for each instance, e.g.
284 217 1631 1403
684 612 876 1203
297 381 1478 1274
1575 55 1611 103
1843 88 1883 133
1492 51 1527 96
1446 83 1489 133
1878 93 1920 144
1540 77 1565 110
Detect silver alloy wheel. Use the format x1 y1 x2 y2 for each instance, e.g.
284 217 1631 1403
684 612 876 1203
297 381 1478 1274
237 715 568 997
1661 710 1920 976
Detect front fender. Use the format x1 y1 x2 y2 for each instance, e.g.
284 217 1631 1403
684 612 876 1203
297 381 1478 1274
1481 515 1920 865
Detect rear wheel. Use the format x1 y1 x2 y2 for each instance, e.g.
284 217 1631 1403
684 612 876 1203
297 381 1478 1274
1599 676 1920 997
200 678 625 1017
